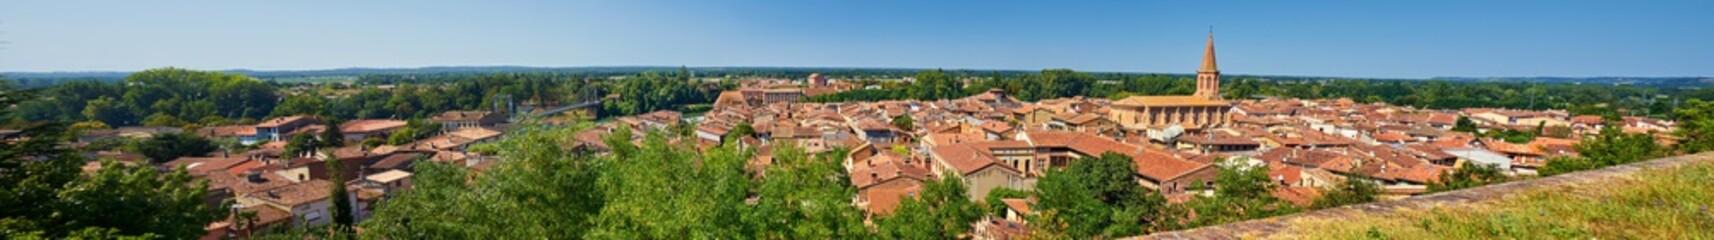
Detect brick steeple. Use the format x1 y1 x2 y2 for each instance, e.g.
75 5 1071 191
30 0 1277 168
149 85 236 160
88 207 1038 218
1194 31 1222 100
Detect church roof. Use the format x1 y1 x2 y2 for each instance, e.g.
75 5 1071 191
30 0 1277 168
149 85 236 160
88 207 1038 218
1114 95 1230 107
1200 33 1218 73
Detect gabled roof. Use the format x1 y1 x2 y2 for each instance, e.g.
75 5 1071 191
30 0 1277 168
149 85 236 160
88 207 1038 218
431 111 497 122
979 121 1014 133
1001 198 1033 215
340 119 408 133
928 143 1021 176
1023 131 1210 181
251 180 333 207
1113 95 1230 107
257 115 314 128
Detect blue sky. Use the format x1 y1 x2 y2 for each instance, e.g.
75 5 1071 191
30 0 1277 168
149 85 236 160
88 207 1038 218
0 1 1709 78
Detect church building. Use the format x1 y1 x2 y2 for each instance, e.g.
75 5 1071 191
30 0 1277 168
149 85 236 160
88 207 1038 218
1108 33 1234 133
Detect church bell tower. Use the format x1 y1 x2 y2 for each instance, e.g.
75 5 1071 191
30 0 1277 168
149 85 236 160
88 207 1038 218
1194 32 1222 100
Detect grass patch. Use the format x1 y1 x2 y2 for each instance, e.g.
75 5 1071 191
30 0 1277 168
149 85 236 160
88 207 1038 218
1280 160 1714 239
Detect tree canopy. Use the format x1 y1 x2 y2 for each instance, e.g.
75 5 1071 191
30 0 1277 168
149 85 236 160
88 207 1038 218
1 89 222 239
1030 152 1172 237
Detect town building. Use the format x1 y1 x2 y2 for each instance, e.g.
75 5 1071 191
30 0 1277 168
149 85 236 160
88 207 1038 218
1109 34 1234 134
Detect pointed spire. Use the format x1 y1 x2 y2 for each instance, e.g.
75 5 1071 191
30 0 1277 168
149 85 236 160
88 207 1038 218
1200 29 1218 73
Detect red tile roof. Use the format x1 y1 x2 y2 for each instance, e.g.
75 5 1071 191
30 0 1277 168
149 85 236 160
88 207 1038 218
252 180 333 207
1024 131 1209 181
339 119 407 133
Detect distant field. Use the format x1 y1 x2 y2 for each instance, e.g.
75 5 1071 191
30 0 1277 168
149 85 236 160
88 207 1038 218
1281 157 1714 239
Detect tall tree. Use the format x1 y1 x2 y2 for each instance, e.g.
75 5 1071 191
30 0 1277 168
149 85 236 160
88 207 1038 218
876 175 984 239
1673 99 1714 153
326 155 355 229
360 125 604 239
130 132 218 163
321 119 347 148
1 90 221 239
1032 152 1171 237
1184 159 1299 228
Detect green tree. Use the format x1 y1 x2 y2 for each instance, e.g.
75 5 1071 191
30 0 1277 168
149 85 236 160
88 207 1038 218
1 89 221 239
742 144 868 239
1032 152 1171 237
1673 99 1714 153
1311 174 1382 209
726 122 755 139
892 114 914 130
359 125 604 239
140 113 190 127
908 69 963 100
81 96 137 126
130 132 217 163
320 120 346 148
1427 163 1508 192
68 121 111 134
983 188 1032 216
1184 159 1300 227
586 131 749 238
1452 116 1479 133
1540 127 1664 176
283 133 320 158
271 95 327 117
326 155 355 229
876 175 984 239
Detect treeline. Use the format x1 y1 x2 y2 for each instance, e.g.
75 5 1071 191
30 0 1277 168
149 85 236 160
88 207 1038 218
7 68 278 127
273 73 587 121
812 69 1703 119
0 90 222 239
1 67 731 130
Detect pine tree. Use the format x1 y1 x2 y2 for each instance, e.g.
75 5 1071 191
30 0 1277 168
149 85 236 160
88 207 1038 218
327 154 356 228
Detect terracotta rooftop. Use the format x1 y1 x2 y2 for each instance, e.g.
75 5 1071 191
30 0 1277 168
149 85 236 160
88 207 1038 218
928 143 1019 175
1113 95 1230 107
340 119 407 133
252 180 333 207
256 115 313 128
431 111 495 122
1001 198 1033 215
1023 131 1209 181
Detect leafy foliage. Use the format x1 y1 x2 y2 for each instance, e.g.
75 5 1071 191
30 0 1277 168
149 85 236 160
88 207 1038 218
906 69 964 100
1428 163 1508 192
1311 174 1382 209
1673 99 1714 153
1031 152 1172 237
1183 159 1300 228
1452 116 1479 133
875 175 983 239
891 114 914 130
1540 127 1665 176
358 123 877 239
1 90 221 239
602 71 719 116
982 188 1032 216
129 132 217 163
